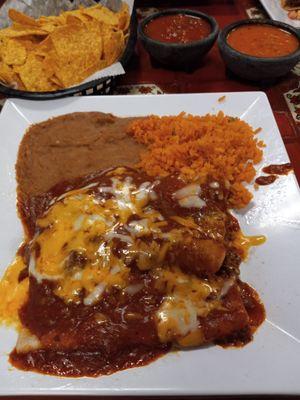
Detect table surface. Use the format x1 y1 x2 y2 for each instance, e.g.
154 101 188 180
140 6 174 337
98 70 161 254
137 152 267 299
0 0 299 399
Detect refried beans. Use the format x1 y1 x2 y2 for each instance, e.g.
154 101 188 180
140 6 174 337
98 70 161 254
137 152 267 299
16 112 144 200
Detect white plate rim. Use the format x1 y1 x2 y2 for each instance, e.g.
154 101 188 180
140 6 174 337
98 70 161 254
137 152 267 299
0 92 299 396
260 0 300 28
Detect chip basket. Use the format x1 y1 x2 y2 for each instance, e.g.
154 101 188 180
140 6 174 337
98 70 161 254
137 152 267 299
0 7 137 100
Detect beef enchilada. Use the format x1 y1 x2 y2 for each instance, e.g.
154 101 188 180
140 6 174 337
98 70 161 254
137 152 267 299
0 112 266 377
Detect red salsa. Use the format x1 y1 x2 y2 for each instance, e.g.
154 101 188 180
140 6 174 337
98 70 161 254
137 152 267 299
144 14 211 44
227 24 299 58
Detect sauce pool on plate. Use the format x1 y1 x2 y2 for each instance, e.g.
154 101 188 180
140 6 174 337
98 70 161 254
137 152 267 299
262 163 293 175
227 24 299 58
255 163 293 186
255 175 278 186
144 14 211 44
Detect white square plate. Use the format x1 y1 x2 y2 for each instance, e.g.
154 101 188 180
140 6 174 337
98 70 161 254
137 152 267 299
260 0 300 28
0 93 300 396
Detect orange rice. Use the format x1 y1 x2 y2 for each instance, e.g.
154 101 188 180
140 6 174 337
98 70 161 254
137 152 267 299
127 112 264 209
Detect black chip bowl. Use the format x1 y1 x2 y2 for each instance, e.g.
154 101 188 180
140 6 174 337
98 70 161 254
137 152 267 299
138 9 219 70
218 19 300 81
0 9 137 100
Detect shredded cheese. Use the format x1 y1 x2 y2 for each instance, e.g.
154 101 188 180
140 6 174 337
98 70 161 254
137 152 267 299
0 256 28 327
154 267 219 346
174 184 206 209
24 172 169 305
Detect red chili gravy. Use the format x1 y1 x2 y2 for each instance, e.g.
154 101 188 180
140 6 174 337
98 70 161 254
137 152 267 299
255 163 293 186
3 112 266 378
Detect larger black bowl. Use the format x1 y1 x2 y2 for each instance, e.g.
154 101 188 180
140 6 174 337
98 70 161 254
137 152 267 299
138 9 219 69
218 19 300 81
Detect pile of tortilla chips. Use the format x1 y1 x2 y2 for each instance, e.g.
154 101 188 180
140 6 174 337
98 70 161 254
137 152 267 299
0 3 130 92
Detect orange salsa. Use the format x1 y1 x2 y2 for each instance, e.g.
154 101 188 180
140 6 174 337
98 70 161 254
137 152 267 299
144 14 211 44
227 24 299 58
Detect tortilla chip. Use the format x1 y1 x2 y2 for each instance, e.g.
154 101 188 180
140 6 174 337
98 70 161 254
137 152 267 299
0 61 15 83
103 30 124 65
49 74 64 88
8 9 40 27
39 15 62 23
64 10 93 25
65 15 85 27
34 36 53 57
16 53 55 91
1 38 27 66
0 61 25 89
17 36 41 51
117 3 130 31
50 23 103 86
35 23 57 34
0 26 48 38
81 5 119 26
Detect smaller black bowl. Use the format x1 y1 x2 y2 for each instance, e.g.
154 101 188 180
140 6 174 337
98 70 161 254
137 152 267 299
138 9 219 69
218 19 300 81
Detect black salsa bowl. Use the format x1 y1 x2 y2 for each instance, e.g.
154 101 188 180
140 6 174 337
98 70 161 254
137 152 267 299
218 19 300 81
138 9 219 70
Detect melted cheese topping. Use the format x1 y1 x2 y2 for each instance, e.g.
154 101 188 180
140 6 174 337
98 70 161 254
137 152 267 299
31 175 162 304
174 184 206 209
0 255 28 327
0 172 266 349
16 328 41 353
28 176 216 305
154 267 221 346
233 231 266 259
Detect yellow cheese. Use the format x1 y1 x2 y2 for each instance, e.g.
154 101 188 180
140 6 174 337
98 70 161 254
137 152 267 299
171 215 200 230
154 267 218 345
233 231 266 259
28 173 168 305
0 168 258 349
177 329 205 347
0 255 28 327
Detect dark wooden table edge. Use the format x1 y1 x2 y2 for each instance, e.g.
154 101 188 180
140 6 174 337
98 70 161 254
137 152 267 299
0 393 300 400
1 396 300 399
